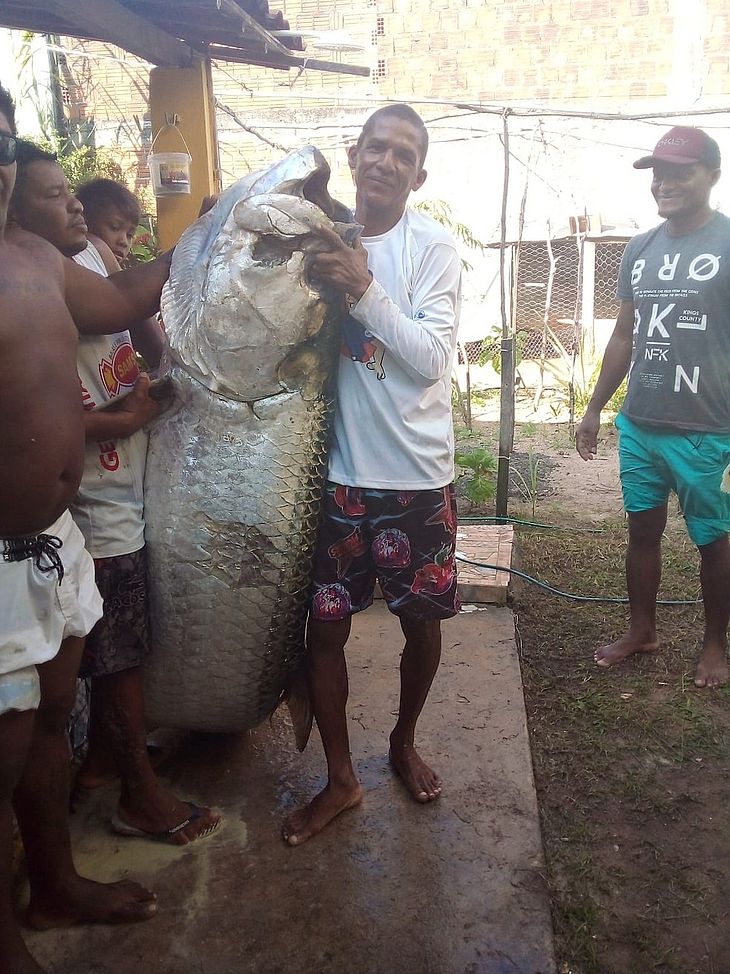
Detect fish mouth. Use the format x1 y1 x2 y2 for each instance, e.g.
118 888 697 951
301 168 335 219
300 166 353 225
252 235 297 266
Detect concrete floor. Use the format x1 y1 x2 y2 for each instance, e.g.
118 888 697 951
27 603 556 974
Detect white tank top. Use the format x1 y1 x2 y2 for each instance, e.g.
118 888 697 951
70 241 148 558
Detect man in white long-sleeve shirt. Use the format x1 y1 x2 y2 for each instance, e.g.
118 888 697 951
283 104 461 846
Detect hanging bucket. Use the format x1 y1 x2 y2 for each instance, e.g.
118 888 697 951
148 152 191 196
148 116 192 197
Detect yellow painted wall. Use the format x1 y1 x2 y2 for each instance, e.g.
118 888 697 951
149 61 221 250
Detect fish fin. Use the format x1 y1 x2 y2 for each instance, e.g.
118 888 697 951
282 665 313 752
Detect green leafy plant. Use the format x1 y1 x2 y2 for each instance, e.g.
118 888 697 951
128 225 159 264
22 135 126 191
480 328 528 375
57 144 126 190
454 447 497 507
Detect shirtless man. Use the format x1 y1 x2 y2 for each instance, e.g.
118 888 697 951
10 142 220 846
283 105 462 845
0 84 171 974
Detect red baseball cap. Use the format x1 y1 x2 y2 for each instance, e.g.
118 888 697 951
633 126 721 169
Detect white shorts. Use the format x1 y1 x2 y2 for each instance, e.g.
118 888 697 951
0 510 103 714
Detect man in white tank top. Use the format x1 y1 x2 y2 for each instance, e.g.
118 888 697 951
283 105 462 846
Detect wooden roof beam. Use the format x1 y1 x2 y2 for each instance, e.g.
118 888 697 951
215 0 295 58
43 0 197 66
209 45 370 76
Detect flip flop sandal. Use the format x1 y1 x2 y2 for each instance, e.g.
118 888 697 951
110 802 220 843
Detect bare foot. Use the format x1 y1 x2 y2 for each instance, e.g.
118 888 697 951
113 794 221 846
694 642 729 688
594 633 659 668
282 779 364 847
389 743 442 802
26 876 157 930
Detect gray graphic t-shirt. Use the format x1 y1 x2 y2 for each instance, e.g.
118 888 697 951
617 212 730 433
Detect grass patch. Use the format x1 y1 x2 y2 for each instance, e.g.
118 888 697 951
514 515 730 974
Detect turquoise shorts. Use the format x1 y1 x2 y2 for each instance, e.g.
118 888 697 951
616 412 730 547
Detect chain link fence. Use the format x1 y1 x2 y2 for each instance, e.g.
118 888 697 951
458 236 627 372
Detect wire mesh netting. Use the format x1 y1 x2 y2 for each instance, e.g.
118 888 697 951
459 238 627 366
594 240 626 319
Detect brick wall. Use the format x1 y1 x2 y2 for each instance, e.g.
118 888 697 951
373 0 728 104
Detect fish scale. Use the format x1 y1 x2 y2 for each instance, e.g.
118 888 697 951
143 147 354 732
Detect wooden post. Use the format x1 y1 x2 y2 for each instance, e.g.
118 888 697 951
495 109 514 520
149 60 221 250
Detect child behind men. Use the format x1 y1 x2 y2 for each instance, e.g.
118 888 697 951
75 177 140 265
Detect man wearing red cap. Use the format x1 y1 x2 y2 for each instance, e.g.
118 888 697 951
576 125 729 688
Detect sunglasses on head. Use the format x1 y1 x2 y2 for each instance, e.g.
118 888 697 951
0 133 18 166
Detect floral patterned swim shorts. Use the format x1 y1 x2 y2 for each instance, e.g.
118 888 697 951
79 546 150 678
311 482 461 622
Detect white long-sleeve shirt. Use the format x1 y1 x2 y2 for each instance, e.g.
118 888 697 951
328 208 461 489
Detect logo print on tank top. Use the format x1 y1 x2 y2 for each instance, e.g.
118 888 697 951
98 341 139 398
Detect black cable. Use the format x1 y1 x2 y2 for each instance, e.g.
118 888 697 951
455 556 702 605
458 514 604 533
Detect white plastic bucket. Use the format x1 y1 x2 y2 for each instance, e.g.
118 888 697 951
148 151 191 197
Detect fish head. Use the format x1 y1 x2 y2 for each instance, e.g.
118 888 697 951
161 146 357 402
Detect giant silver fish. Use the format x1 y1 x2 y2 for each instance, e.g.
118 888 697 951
143 146 355 733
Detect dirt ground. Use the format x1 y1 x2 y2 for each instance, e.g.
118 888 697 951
457 413 729 974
